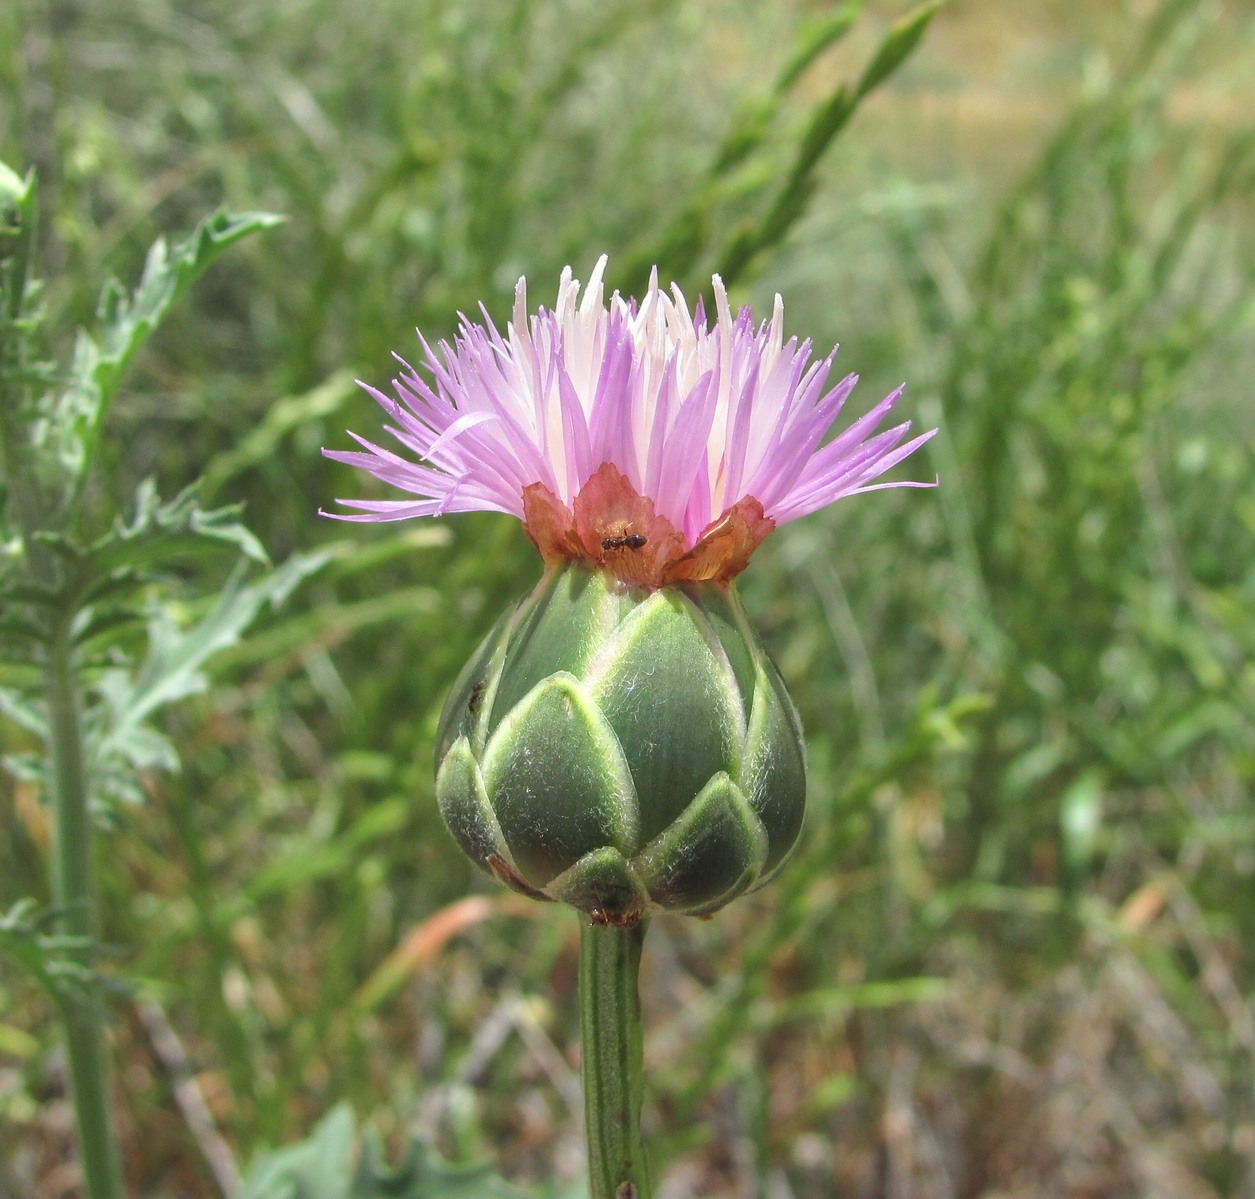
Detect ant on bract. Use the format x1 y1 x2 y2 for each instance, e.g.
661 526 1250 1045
600 533 647 551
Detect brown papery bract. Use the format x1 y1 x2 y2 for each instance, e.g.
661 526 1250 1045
523 463 775 589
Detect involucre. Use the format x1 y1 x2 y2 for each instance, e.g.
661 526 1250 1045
435 565 806 923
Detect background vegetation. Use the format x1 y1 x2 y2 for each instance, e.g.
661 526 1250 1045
2 0 1253 1195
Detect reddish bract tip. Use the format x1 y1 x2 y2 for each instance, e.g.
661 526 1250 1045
524 462 775 589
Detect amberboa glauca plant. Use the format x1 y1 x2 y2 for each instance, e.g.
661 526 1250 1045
324 257 936 1199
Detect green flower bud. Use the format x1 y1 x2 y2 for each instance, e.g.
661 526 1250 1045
435 565 806 923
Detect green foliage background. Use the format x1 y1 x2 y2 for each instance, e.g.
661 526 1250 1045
2 0 1254 1195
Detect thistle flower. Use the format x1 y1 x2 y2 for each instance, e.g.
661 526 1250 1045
323 255 935 589
324 258 935 921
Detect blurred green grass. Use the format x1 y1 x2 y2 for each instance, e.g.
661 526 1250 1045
2 0 1254 1195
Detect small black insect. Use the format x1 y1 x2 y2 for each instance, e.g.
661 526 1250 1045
468 680 486 715
601 533 648 551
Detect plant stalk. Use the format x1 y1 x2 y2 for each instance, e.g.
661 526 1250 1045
47 614 124 1199
579 917 651 1199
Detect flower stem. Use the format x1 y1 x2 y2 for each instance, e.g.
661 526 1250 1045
579 917 651 1199
47 614 124 1199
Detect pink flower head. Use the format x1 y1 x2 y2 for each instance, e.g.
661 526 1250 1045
323 257 936 587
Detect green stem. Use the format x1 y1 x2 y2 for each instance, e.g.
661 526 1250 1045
4 168 122 1195
47 615 124 1199
579 917 651 1199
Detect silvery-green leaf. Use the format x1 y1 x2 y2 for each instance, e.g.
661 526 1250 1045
88 553 326 800
55 210 283 488
237 1103 530 1199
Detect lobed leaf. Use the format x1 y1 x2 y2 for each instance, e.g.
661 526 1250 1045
237 1105 531 1199
87 551 327 801
0 899 99 1008
55 209 284 489
0 684 46 737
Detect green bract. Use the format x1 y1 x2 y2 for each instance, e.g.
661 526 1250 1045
435 565 806 922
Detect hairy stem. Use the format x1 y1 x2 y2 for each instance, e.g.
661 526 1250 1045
579 917 651 1199
48 614 124 1199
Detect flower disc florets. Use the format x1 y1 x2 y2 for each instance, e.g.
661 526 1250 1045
323 257 935 588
